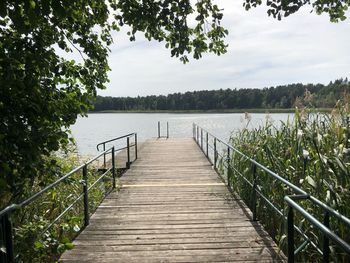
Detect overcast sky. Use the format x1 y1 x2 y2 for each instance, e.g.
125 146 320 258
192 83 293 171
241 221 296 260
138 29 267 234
99 1 350 97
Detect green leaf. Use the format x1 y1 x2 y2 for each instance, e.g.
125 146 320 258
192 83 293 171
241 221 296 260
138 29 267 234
62 237 70 244
65 242 74 250
30 0 36 9
34 241 44 250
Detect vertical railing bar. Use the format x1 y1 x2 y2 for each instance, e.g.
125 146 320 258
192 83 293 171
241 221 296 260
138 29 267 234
126 137 130 169
158 121 160 138
227 147 231 187
195 124 197 140
252 164 257 221
201 129 203 149
103 143 106 169
3 214 14 263
288 206 295 263
83 165 89 227
323 211 330 263
197 126 199 144
135 133 138 160
232 150 235 186
167 122 169 139
214 138 217 169
206 132 209 157
112 146 116 189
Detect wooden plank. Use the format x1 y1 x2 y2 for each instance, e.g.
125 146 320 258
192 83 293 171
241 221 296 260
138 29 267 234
60 138 285 262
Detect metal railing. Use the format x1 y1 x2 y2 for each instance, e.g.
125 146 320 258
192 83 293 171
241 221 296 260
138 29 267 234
193 123 350 262
0 133 137 263
97 133 137 169
157 121 169 138
0 148 115 263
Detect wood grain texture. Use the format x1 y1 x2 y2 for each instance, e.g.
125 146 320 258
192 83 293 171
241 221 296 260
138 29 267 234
60 138 285 262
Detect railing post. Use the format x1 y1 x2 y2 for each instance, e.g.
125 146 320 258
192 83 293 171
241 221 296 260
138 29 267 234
1 214 14 263
323 211 330 263
112 146 116 188
167 122 169 138
126 137 130 169
227 147 231 187
83 165 89 227
206 132 209 157
287 206 295 263
196 126 199 144
201 129 203 149
103 143 106 168
252 164 257 221
193 124 195 139
214 138 217 168
158 121 160 138
135 133 138 160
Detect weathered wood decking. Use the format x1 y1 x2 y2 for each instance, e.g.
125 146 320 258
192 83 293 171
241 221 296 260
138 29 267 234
60 138 285 262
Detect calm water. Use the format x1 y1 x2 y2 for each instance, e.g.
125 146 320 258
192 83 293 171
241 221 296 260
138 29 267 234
71 113 292 155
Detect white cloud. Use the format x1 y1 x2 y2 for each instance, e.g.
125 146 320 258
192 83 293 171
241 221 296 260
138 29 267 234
98 1 350 97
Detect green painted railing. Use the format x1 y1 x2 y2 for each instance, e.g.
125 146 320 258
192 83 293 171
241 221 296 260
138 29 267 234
97 133 137 169
157 121 169 139
0 133 137 263
193 123 350 262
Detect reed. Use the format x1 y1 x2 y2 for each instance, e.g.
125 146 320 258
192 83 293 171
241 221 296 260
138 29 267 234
8 150 114 262
227 99 350 261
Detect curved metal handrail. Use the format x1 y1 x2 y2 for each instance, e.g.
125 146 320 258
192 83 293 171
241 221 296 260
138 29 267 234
96 133 136 151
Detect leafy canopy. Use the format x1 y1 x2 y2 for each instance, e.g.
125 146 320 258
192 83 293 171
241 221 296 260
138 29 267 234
0 0 348 204
244 0 350 22
0 0 227 204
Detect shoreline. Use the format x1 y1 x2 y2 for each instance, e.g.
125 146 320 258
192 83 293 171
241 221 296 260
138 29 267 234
88 108 331 114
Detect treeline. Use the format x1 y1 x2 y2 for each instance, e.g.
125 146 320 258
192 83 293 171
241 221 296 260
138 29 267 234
93 78 350 111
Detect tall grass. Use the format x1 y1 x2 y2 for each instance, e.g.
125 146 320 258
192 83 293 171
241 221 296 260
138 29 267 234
4 149 114 262
227 99 350 261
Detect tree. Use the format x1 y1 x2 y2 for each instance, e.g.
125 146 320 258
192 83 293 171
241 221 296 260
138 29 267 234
1 0 349 205
244 0 350 22
0 0 228 205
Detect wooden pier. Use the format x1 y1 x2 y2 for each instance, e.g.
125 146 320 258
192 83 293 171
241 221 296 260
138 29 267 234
60 138 285 262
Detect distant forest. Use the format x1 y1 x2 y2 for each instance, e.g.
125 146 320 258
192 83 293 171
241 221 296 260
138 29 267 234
93 78 350 111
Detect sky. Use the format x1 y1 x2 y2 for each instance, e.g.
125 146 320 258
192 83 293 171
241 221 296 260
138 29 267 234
98 1 350 97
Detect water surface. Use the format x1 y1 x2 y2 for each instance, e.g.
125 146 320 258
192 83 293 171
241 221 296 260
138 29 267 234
71 113 292 155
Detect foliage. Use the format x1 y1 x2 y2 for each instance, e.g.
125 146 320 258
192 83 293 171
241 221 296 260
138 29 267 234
1 0 349 207
225 97 350 261
0 0 228 206
6 148 114 262
1 0 349 261
93 78 350 111
244 0 350 22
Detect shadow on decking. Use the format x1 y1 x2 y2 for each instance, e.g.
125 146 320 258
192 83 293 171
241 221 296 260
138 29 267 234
227 190 285 260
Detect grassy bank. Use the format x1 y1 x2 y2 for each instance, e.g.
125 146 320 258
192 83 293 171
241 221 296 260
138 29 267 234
89 108 332 114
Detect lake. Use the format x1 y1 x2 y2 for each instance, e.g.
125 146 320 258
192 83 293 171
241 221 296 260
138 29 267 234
71 113 292 156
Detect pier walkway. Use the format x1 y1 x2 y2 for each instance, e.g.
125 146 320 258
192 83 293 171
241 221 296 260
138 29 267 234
60 138 285 262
